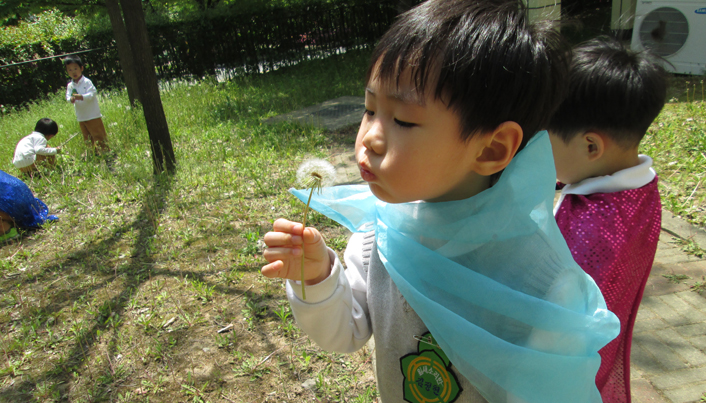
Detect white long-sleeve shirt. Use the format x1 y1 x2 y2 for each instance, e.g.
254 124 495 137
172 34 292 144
66 76 102 122
13 132 58 168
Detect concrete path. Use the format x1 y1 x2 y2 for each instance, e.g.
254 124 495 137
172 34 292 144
630 212 706 403
271 99 706 402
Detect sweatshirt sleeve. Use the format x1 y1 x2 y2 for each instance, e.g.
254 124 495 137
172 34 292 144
66 82 73 102
35 146 58 156
286 232 372 353
34 136 58 156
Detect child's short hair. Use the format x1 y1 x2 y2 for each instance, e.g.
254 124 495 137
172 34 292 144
35 118 59 136
63 55 83 67
368 0 569 151
548 36 668 148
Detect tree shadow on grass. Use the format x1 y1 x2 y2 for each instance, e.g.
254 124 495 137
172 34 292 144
1 173 176 401
0 124 366 401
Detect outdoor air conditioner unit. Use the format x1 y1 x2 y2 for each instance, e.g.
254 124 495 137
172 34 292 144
630 0 706 75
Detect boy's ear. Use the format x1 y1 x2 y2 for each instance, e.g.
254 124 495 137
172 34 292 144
583 132 605 162
472 121 523 176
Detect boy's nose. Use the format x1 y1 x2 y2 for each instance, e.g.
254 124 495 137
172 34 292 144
361 121 385 155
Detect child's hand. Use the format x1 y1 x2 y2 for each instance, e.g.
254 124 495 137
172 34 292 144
56 147 62 154
262 218 331 285
76 94 83 101
70 96 76 103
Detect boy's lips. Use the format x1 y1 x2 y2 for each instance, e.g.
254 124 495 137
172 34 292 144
358 163 376 182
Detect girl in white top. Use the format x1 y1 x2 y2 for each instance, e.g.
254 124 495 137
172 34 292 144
64 55 110 154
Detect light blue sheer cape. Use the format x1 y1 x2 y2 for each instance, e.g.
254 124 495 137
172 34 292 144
291 132 619 403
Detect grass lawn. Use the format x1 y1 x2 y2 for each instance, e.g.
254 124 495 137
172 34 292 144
0 49 374 402
644 78 706 230
0 45 704 401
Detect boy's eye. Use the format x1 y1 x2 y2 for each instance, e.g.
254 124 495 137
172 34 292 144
364 109 375 117
394 118 416 128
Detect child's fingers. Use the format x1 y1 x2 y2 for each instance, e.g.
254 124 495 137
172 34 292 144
272 218 304 235
261 254 304 280
263 231 302 248
302 227 323 245
261 260 284 278
262 246 301 264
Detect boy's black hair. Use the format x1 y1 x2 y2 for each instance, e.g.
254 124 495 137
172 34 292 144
35 118 59 136
368 0 569 151
548 36 668 148
63 55 83 67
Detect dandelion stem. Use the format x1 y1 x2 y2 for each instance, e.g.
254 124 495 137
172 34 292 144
295 158 335 300
300 187 315 300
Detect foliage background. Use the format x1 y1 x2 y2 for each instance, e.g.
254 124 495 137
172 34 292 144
0 0 397 109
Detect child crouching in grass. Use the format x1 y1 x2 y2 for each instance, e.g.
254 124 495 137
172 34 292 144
261 1 620 402
13 118 62 176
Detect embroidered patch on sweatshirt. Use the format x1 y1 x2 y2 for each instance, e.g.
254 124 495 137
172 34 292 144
400 332 462 403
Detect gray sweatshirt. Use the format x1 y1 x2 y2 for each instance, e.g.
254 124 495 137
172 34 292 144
287 231 487 402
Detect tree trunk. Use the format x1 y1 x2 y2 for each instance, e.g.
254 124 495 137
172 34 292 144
105 0 140 106
119 0 176 174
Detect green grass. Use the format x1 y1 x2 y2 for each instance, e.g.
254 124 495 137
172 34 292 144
0 49 375 402
642 78 706 228
662 273 691 284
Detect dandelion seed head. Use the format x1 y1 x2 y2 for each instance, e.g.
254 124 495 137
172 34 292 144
296 158 336 189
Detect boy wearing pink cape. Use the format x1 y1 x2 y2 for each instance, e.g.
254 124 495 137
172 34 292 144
549 37 668 403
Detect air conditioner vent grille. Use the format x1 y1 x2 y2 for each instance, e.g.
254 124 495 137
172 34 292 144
638 6 689 57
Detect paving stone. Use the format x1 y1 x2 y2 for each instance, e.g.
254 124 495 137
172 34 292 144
635 318 671 333
660 294 706 323
691 335 706 352
631 378 670 403
656 246 692 259
677 291 706 312
638 306 659 321
642 296 694 327
645 263 694 297
633 333 685 372
632 361 647 379
657 238 679 249
655 328 706 367
661 212 706 251
662 381 706 403
265 96 365 131
635 332 689 371
657 253 704 265
652 367 706 389
675 323 706 338
657 236 679 248
678 259 706 272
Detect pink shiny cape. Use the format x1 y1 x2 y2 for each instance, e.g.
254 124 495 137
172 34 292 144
555 177 661 403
